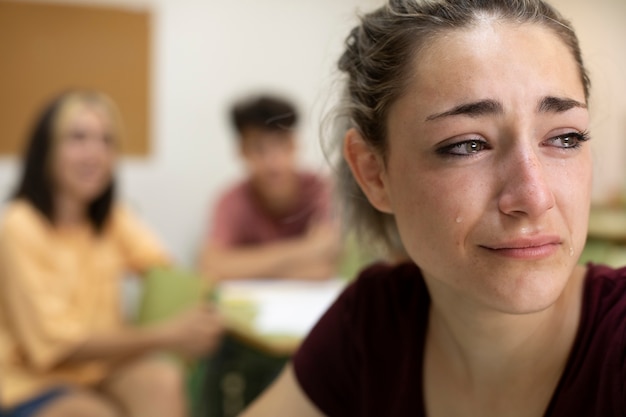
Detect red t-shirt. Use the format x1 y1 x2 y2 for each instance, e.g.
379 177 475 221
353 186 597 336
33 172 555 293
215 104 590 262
293 262 626 416
208 172 331 247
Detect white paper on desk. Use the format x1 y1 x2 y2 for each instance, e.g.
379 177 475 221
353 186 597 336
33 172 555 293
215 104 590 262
220 279 347 337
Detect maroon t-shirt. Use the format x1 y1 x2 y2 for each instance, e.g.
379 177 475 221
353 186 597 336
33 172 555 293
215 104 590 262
293 262 626 416
208 172 331 247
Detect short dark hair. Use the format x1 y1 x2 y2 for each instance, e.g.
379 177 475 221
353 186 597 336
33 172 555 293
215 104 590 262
230 94 298 136
12 91 118 233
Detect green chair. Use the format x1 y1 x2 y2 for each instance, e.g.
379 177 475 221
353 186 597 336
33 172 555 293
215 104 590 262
136 267 212 417
136 267 210 325
200 335 289 417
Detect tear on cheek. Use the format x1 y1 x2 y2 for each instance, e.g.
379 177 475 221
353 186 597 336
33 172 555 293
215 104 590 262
455 217 463 224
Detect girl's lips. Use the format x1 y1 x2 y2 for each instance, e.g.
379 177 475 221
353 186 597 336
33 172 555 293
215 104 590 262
481 236 562 260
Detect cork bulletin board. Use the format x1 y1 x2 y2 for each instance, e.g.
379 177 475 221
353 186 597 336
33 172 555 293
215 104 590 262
0 1 151 156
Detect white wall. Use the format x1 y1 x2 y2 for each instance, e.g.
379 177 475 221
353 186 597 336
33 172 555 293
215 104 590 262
1 0 624 267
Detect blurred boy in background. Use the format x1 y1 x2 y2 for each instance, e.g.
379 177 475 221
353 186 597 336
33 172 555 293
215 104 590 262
200 94 339 281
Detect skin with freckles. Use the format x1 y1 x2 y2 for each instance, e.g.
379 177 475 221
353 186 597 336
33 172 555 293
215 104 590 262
357 20 592 316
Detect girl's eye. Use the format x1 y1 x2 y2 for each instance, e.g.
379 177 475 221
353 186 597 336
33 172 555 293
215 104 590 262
437 139 489 157
546 131 591 149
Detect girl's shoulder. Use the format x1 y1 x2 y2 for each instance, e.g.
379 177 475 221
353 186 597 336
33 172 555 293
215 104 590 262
0 199 50 237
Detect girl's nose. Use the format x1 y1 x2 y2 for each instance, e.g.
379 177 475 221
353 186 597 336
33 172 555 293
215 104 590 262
497 147 555 219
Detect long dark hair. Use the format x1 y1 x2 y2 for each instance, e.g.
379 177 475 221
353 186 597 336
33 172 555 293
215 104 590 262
12 91 118 232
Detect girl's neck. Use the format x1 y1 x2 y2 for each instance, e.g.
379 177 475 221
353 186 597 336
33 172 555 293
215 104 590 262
423 266 586 417
54 193 89 229
426 265 586 386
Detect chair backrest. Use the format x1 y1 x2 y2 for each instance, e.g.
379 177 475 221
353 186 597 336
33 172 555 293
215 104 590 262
136 267 210 325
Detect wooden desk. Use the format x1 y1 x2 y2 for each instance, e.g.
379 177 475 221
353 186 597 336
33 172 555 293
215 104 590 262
218 279 347 356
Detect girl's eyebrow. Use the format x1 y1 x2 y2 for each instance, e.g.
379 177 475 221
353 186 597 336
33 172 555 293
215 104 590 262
537 96 587 113
425 99 503 122
425 95 587 123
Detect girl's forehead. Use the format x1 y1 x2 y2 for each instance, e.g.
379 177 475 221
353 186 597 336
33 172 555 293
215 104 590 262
384 21 587 140
404 22 581 103
62 104 111 127
415 21 564 68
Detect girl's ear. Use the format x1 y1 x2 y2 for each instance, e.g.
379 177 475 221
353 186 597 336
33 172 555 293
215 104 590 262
343 128 393 214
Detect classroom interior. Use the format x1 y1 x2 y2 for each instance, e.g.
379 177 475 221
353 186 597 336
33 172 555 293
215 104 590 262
0 0 625 416
0 0 625 265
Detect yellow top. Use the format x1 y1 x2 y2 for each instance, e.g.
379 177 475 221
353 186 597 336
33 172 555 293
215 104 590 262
0 200 169 407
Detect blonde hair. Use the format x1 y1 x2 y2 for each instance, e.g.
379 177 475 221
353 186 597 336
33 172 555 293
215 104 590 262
52 90 124 148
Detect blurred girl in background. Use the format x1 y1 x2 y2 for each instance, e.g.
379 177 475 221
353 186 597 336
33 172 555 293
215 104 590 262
0 91 222 417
